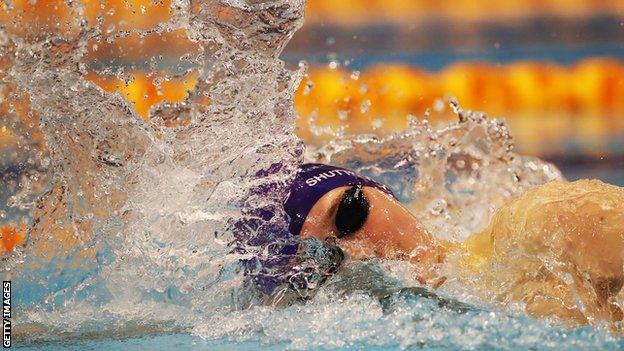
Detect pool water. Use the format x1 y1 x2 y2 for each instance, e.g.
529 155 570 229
12 288 624 351
3 1 624 350
556 161 624 187
13 329 624 351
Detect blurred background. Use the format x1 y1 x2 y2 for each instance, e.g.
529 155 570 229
289 0 624 185
1 0 624 251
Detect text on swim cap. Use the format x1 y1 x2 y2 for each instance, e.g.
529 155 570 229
305 169 357 187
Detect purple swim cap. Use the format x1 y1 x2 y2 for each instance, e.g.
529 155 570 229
284 163 395 236
237 163 395 295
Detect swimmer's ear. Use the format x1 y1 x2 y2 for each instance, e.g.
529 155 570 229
335 185 369 238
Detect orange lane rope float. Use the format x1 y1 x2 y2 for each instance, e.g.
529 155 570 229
0 225 26 254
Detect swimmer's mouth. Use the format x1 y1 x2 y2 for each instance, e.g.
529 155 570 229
287 238 345 297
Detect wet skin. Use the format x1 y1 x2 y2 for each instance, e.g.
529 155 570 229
299 186 446 285
298 180 624 327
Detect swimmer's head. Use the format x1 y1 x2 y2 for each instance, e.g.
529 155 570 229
284 164 444 284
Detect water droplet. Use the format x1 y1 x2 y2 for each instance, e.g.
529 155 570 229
360 99 371 113
359 84 368 94
430 199 448 216
302 81 314 96
371 118 383 129
337 110 349 121
433 99 445 112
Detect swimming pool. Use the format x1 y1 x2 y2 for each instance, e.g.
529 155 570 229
12 284 624 350
3 1 624 350
9 120 624 351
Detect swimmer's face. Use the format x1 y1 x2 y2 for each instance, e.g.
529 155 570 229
299 185 443 283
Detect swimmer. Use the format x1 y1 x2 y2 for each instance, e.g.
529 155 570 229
283 164 446 286
281 164 624 327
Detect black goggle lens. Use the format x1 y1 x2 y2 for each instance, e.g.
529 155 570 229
335 185 369 238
